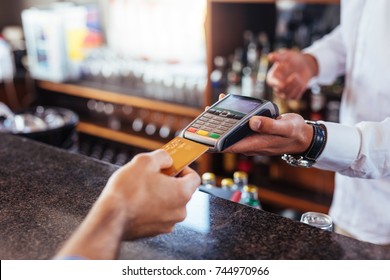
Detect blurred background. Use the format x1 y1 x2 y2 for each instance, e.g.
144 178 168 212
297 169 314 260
0 0 342 220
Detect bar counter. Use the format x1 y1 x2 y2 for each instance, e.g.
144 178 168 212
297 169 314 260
1 133 389 260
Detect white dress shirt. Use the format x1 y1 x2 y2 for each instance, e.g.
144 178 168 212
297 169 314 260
304 0 390 244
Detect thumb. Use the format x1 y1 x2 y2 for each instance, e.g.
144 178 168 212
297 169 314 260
150 149 174 170
249 116 265 132
249 114 303 138
248 116 288 137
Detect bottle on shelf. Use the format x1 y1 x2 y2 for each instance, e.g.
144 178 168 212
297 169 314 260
221 178 235 191
144 112 162 137
159 115 174 140
221 177 243 203
254 32 271 100
309 83 326 121
239 184 262 210
241 66 254 97
201 172 216 189
226 49 243 95
132 109 149 133
233 171 248 191
101 146 115 163
210 56 227 103
236 155 254 175
114 149 129 166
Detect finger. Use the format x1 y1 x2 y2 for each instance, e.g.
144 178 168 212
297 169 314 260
283 73 306 99
149 149 174 170
267 49 288 63
248 114 298 138
267 62 287 89
225 133 266 154
177 167 201 193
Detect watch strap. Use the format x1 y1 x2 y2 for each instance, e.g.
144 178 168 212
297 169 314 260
304 121 327 161
282 121 327 168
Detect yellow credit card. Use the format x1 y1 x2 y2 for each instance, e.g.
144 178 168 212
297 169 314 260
161 137 208 176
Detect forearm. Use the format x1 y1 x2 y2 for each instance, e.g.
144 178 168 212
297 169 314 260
55 197 127 260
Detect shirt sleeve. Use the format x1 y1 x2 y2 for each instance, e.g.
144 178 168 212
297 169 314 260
303 26 347 85
314 118 390 179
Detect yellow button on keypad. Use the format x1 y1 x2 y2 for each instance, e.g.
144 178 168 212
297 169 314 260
196 130 209 136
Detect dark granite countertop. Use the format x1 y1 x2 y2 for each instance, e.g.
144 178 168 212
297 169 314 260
1 133 390 260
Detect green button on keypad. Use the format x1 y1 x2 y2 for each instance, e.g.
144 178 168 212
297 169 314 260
209 133 220 139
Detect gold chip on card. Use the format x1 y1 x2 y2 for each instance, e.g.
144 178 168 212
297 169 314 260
160 137 209 176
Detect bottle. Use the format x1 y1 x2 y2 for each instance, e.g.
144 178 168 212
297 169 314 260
309 84 326 121
241 66 254 97
239 185 262 210
101 146 115 163
210 56 227 103
221 178 235 190
132 109 148 133
114 149 129 166
226 49 243 95
221 178 242 203
145 112 161 137
254 32 271 99
159 115 174 140
233 171 248 191
236 155 254 175
201 172 216 189
241 30 255 68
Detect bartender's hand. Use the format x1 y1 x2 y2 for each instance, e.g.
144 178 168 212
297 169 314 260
213 93 313 156
267 49 318 99
224 113 314 157
55 150 200 260
212 94 313 156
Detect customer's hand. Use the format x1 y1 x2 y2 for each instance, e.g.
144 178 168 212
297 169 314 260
102 149 201 240
55 149 200 259
224 113 313 156
267 49 318 99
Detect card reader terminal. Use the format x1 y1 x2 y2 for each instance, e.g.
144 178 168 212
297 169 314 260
180 94 279 152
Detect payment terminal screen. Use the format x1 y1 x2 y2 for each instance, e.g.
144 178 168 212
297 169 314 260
215 95 262 114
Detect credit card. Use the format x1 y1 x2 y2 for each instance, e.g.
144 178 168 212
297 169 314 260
161 136 209 176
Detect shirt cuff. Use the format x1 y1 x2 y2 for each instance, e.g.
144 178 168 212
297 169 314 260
314 121 361 172
303 46 336 85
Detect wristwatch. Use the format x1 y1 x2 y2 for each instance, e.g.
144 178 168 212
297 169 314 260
281 120 327 168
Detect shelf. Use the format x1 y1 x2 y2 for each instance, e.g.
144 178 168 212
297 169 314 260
258 183 331 213
77 121 165 151
201 181 331 213
37 81 203 118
